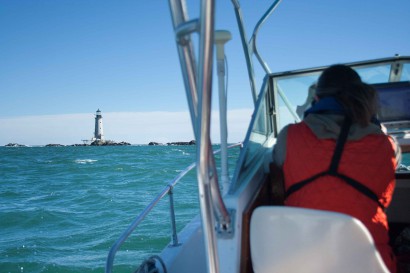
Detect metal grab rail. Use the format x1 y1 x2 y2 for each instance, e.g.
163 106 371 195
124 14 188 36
105 143 242 273
231 0 301 122
168 1 232 272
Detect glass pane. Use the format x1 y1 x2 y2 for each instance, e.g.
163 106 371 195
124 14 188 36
241 94 268 169
355 65 391 84
230 84 271 192
275 74 320 132
401 63 410 81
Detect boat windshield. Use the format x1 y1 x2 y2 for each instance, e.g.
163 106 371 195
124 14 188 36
232 57 410 192
273 59 410 133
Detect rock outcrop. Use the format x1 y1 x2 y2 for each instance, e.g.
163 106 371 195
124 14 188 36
148 142 162 146
5 143 27 147
90 140 131 146
167 140 196 146
45 144 65 147
148 140 196 146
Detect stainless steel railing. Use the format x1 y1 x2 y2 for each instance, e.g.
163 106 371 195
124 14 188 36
169 1 231 272
105 143 241 273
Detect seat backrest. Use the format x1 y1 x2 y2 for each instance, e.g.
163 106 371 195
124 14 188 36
250 206 389 273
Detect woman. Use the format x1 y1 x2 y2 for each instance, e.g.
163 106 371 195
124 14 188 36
272 65 401 272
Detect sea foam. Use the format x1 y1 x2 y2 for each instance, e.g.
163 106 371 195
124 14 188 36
74 159 98 164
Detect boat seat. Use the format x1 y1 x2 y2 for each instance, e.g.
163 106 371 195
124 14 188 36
250 206 389 273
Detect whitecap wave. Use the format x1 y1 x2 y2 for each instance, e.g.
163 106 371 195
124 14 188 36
74 159 98 164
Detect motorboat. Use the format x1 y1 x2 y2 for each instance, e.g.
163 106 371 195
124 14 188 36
105 1 410 272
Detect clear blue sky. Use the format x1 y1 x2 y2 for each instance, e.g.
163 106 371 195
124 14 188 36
0 0 409 145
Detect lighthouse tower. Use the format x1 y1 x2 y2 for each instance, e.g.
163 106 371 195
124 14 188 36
94 109 104 141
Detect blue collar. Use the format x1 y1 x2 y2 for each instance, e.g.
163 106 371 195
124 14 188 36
304 97 345 118
303 96 382 127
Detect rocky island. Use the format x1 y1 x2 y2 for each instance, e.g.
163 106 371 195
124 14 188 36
45 144 65 147
5 143 27 147
90 140 131 146
4 110 192 147
148 140 196 146
43 141 131 147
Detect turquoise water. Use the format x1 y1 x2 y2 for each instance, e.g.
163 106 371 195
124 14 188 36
1 146 409 273
0 145 240 273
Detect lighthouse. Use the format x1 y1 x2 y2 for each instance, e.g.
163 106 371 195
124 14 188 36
94 109 104 141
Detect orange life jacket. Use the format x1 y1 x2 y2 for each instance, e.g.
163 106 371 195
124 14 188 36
283 120 397 272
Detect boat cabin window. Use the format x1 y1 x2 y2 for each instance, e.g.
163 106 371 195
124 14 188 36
274 73 320 132
269 62 410 134
354 64 392 83
355 63 410 83
402 63 410 81
230 80 273 192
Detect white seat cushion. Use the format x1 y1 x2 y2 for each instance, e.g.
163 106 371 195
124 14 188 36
250 206 389 273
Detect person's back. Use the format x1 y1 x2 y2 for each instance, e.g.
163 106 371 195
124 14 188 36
272 65 400 272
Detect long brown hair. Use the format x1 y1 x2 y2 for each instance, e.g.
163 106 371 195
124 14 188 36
316 65 378 126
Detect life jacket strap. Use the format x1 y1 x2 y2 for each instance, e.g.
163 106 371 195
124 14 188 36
328 117 351 174
285 117 385 210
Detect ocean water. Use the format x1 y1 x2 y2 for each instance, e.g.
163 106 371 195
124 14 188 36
0 145 240 273
1 146 409 273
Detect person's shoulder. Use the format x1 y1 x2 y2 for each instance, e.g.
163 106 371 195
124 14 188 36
277 124 292 141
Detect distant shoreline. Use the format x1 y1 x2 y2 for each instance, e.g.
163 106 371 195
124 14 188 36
3 140 197 147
